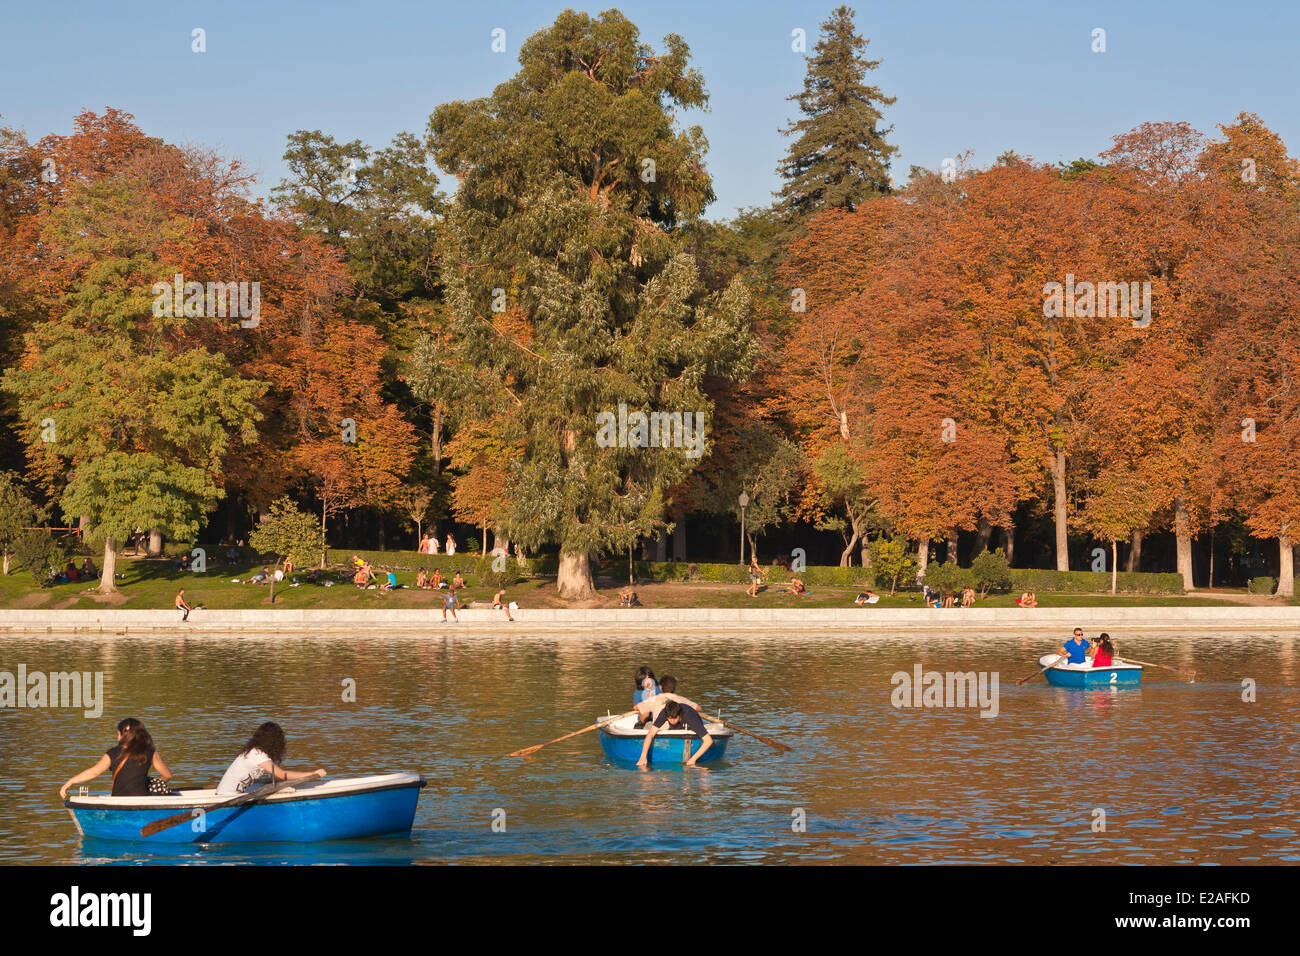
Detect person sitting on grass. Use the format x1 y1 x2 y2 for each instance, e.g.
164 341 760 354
225 546 240 564
961 586 975 608
637 698 714 769
786 577 807 595
451 571 466 592
81 556 97 579
416 568 428 589
380 569 398 592
1016 591 1038 608
854 590 879 605
431 568 445 589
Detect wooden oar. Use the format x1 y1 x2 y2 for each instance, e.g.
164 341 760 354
697 712 790 753
508 711 637 758
1117 657 1196 682
1017 654 1061 685
140 770 326 837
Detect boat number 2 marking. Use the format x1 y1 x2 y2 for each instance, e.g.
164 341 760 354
1109 672 1117 684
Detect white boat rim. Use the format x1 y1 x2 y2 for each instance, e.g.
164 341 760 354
65 771 425 810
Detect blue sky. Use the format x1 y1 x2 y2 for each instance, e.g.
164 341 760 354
3 0 1297 219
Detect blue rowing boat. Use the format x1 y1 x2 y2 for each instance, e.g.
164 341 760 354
64 772 425 843
1038 654 1143 688
596 713 732 765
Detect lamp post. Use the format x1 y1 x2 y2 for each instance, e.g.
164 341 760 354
738 491 749 566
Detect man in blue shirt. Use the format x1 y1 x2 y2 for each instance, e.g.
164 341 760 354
1058 627 1091 664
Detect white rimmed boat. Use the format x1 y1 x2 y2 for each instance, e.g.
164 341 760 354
65 772 425 843
596 712 732 764
1038 654 1143 688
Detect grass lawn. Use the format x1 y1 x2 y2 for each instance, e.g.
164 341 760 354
0 556 1265 610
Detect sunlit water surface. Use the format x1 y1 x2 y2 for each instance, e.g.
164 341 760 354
1 631 1296 864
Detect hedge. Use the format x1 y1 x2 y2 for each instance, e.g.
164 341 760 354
1008 569 1185 595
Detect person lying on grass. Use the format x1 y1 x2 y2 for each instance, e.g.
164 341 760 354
637 698 714 769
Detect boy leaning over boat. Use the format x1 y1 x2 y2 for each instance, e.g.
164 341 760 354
638 699 715 769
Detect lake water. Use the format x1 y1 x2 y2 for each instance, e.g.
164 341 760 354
1 631 1297 864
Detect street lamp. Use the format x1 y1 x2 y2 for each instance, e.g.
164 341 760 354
738 491 749 566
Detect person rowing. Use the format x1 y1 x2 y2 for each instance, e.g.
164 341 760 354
637 697 714 769
216 721 325 795
632 674 698 726
1057 627 1090 665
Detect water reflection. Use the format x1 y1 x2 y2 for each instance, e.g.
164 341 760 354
0 631 1296 864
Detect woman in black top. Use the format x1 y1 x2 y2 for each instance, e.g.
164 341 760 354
60 717 173 799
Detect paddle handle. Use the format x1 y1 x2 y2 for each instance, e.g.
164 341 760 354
140 770 325 837
697 712 790 753
508 711 636 758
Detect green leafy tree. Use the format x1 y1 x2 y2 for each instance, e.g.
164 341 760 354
0 469 40 575
814 443 880 566
923 560 971 603
428 9 758 599
274 130 444 308
248 496 322 602
867 534 915 595
969 548 1013 597
775 4 897 220
2 177 264 591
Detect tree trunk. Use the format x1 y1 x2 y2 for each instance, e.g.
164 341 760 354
1125 529 1143 573
1050 450 1069 571
946 529 959 564
916 535 930 581
974 516 992 555
861 537 871 570
1279 533 1295 598
1001 526 1014 566
654 532 667 562
673 519 686 561
2 550 10 575
147 529 163 557
431 406 444 476
377 510 385 550
1111 539 1118 595
839 530 859 567
320 497 328 569
98 538 118 593
556 551 596 601
747 533 757 566
1174 494 1194 590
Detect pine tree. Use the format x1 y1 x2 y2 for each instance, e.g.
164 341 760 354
776 5 897 219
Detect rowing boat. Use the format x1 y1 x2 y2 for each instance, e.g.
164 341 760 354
1037 654 1143 688
64 772 425 843
596 712 732 765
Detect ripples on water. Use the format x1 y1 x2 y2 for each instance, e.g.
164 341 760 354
0 631 1296 864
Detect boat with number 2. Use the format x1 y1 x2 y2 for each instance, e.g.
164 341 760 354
1038 655 1143 688
64 772 425 843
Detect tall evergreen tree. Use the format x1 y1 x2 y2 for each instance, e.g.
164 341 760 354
427 9 757 599
775 5 897 219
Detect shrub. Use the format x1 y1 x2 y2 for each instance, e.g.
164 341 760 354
13 530 66 587
923 560 971 598
475 554 519 590
867 536 916 594
1248 576 1276 595
1009 569 1184 594
969 548 1013 597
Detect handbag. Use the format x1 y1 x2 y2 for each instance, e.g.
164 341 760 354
148 776 178 795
